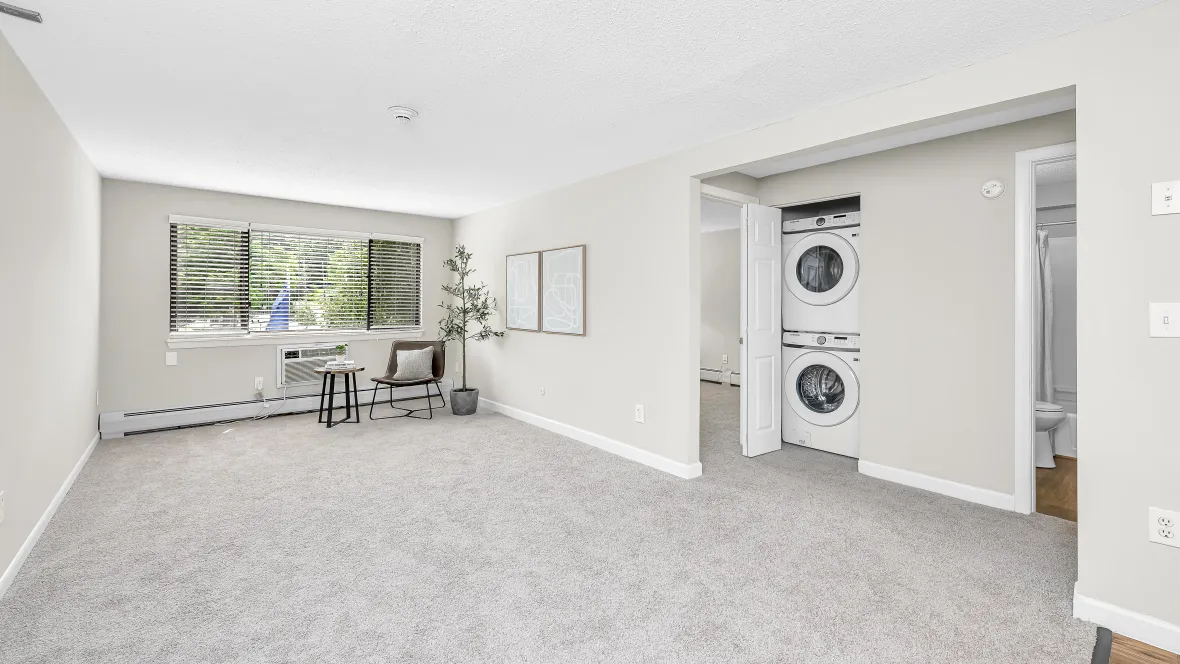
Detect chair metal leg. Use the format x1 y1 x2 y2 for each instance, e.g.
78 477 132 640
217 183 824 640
368 381 441 420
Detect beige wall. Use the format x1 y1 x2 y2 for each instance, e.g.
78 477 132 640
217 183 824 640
701 172 759 198
99 180 454 412
758 112 1075 493
700 229 740 374
455 1 1180 630
0 32 101 590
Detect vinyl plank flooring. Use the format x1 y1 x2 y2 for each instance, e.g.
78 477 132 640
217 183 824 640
1111 633 1180 664
1036 455 1077 522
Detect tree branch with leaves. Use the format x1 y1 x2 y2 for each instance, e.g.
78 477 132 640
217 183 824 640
438 245 504 390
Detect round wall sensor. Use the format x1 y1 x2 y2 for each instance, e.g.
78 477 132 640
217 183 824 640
387 106 419 124
981 179 1005 199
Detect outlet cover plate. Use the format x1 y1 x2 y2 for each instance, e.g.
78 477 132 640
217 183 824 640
1149 507 1179 547
634 404 645 423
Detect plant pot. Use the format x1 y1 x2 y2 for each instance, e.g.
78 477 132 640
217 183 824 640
335 354 347 363
450 388 479 416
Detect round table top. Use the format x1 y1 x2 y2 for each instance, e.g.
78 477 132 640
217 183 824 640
314 366 366 374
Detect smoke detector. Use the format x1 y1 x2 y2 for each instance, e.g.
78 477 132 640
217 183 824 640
387 106 419 124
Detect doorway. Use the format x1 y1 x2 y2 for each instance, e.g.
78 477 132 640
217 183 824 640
1014 142 1077 516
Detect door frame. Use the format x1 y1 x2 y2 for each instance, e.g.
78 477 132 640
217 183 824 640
1013 141 1076 514
702 183 759 206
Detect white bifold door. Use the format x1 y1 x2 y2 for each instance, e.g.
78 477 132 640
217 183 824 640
740 203 783 457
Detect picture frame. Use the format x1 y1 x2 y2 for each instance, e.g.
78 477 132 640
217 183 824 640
505 251 541 331
541 245 586 336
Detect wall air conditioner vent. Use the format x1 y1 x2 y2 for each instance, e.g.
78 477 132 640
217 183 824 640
277 344 339 387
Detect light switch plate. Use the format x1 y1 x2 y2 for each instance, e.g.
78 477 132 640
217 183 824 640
165 351 178 366
1152 181 1179 215
1149 303 1180 337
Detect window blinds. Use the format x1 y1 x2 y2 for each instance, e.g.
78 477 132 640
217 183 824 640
248 230 369 332
170 223 250 333
168 217 423 335
369 239 423 329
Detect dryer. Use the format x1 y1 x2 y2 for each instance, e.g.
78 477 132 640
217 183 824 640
782 212 860 335
782 330 860 458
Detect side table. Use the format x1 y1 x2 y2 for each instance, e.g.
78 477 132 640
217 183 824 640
314 366 365 428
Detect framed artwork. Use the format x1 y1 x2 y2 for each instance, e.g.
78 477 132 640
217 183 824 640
505 252 540 331
541 245 586 336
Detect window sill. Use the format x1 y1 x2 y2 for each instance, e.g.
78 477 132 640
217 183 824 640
167 329 425 349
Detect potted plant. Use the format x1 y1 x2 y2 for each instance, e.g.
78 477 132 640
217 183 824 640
438 245 503 415
334 343 348 363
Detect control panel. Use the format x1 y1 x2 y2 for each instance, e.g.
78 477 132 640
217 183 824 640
783 211 861 233
783 331 860 349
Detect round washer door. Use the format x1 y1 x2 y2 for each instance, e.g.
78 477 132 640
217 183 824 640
784 351 860 426
784 232 859 306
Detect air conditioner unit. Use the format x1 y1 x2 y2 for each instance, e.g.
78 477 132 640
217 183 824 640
277 344 339 387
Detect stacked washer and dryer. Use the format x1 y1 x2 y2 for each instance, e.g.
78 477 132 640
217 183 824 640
781 210 862 458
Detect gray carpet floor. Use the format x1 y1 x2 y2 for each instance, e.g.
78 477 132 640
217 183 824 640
0 383 1094 663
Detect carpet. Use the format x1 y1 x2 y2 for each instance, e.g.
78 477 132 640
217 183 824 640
0 383 1094 662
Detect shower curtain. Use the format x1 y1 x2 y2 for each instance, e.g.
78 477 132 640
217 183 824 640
1034 230 1055 454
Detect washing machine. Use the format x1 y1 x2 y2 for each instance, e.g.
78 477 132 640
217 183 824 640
782 212 861 334
782 331 860 458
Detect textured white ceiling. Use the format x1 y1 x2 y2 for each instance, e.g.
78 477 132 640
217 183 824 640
1036 159 1078 184
0 0 1154 219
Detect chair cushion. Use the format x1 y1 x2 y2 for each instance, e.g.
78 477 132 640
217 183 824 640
393 347 435 380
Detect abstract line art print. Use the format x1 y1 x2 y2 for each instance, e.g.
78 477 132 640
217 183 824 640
542 245 585 335
505 252 540 331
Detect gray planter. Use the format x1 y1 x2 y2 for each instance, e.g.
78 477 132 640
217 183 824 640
450 388 479 416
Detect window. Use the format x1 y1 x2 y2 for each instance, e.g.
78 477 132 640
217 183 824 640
169 216 423 337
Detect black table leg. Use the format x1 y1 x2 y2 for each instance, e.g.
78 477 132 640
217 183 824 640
327 373 336 428
318 372 328 423
344 373 353 420
351 374 361 422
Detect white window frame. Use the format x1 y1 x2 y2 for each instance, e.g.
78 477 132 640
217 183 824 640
167 215 425 349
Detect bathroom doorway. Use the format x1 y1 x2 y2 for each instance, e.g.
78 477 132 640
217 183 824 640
1014 143 1077 519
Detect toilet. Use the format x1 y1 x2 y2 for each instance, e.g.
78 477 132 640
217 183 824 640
1034 401 1066 468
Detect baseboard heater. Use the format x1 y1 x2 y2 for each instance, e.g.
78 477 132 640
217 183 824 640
700 368 740 386
100 379 454 437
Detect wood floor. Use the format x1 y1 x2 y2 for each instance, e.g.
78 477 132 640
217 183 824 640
1036 455 1077 522
1111 633 1180 663
1036 463 1179 663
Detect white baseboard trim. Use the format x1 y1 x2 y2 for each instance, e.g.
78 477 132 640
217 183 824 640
0 432 99 601
478 398 703 479
100 379 455 437
1075 587 1180 655
858 460 1015 511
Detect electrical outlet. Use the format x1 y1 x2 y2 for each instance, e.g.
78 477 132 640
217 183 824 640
0 491 5 525
634 404 645 423
1149 507 1179 548
539 387 545 396
722 354 728 364
254 377 264 391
